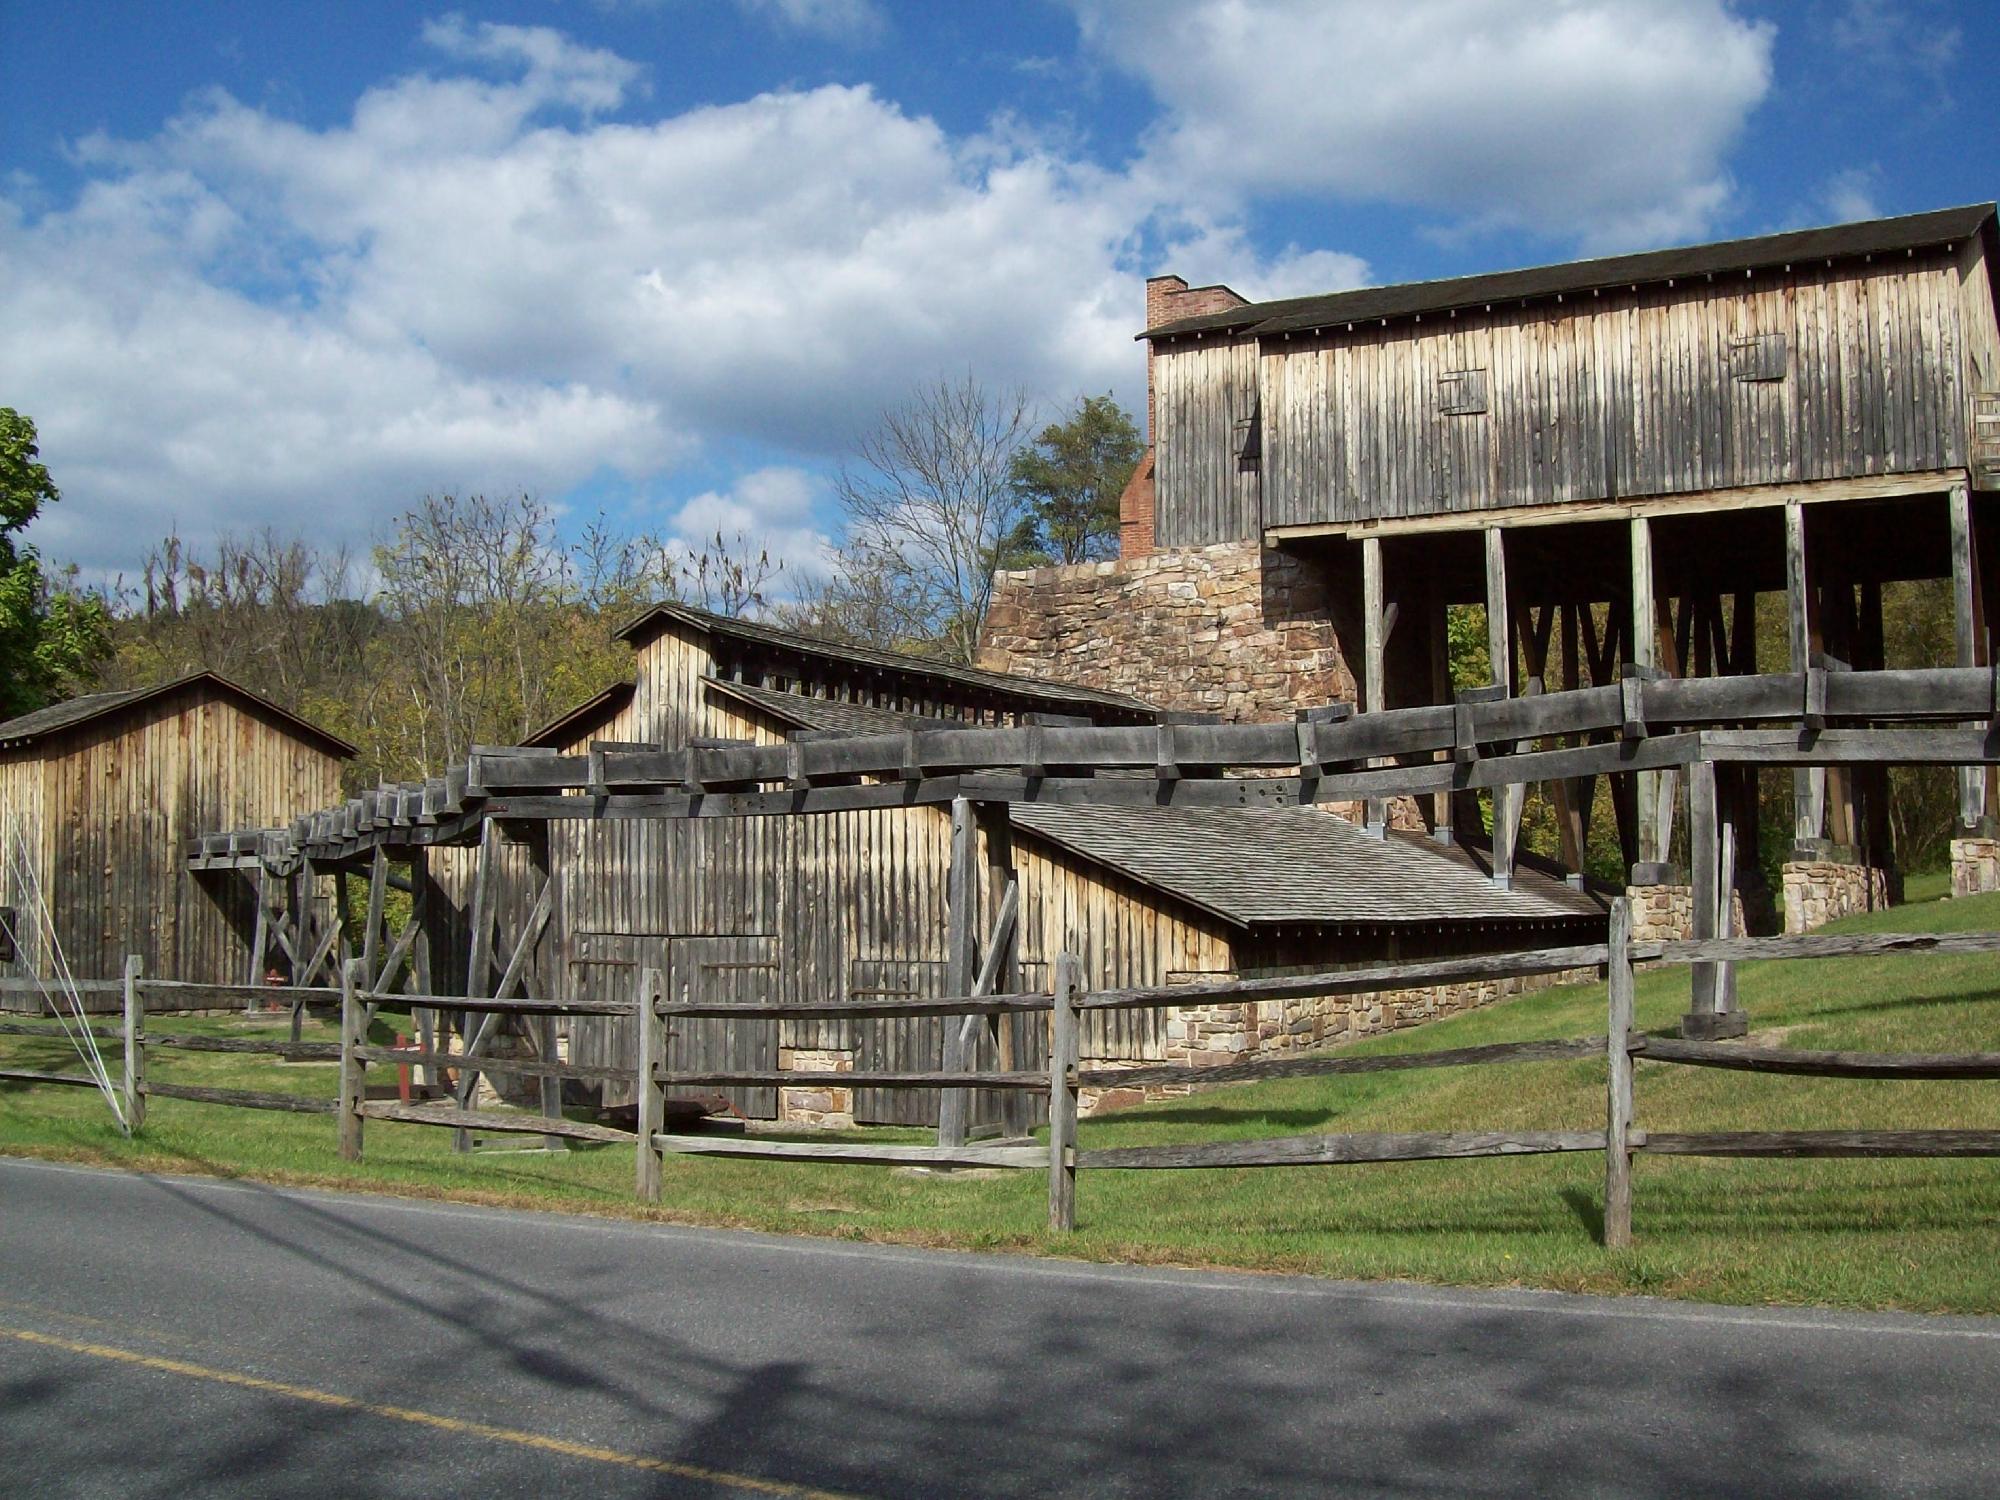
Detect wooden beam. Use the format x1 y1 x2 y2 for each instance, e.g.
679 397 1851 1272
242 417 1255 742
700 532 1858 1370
938 797 979 1147
1787 499 1826 843
1362 534 1388 832
1079 1129 1607 1171
1686 758 1721 1022
976 803 1024 1134
1262 467 1966 543
1950 478 1986 828
361 848 388 989
1485 527 1519 886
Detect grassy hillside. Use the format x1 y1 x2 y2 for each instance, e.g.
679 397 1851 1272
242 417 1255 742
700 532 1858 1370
5 874 1998 1312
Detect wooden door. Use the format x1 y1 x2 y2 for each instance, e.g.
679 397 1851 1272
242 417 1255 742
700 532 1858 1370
666 934 778 1119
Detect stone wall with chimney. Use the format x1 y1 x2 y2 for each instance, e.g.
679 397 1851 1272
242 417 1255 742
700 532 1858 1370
980 540 1355 724
1123 275 1250 561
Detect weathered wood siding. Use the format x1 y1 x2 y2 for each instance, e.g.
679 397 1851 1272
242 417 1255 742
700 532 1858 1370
433 628 1244 1123
1013 835 1235 1063
1152 335 1262 546
0 686 344 985
0 754 50 979
1192 248 1991 534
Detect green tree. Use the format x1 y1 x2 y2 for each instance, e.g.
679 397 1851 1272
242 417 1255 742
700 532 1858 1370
0 409 110 716
1004 393 1142 566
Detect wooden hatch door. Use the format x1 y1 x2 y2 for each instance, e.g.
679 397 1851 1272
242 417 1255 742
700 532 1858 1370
666 934 779 1120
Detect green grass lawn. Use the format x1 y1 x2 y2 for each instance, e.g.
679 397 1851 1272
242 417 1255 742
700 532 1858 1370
5 875 1999 1313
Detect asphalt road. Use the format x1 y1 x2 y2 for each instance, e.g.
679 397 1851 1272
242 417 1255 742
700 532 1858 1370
2 1157 1997 1498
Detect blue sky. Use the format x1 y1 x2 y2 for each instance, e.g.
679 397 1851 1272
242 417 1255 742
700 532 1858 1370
2 1 1994 589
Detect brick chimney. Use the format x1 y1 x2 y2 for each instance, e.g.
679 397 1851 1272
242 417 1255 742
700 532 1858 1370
1125 274 1250 560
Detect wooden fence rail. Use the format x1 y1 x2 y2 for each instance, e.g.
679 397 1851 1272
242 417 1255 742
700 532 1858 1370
608 912 2000 1243
0 959 335 1124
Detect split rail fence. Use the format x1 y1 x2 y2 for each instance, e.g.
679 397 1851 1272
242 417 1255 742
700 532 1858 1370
595 905 2000 1240
8 917 1994 1249
0 958 342 1124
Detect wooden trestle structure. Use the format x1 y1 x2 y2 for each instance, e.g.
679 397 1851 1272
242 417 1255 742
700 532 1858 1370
193 663 2000 1091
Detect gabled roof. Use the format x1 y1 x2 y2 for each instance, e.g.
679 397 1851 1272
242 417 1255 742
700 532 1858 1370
618 600 1156 718
1010 804 1602 929
0 671 356 758
524 680 636 750
1144 203 1999 342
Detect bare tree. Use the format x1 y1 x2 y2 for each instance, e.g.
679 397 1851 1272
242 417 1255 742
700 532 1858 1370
830 373 1034 663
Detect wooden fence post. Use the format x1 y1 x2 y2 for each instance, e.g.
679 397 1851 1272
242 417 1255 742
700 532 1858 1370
123 954 146 1132
1048 952 1079 1233
338 958 365 1162
1605 898 1635 1249
636 966 666 1203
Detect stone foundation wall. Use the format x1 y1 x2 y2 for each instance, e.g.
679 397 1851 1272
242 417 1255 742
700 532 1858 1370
979 540 1355 724
776 1047 854 1130
1626 884 1748 944
1951 837 2000 898
1782 860 1889 934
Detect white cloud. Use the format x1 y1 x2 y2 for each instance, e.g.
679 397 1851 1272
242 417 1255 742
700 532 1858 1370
4 5 1787 579
737 0 887 45
2 30 1144 572
663 466 835 584
1072 0 1775 251
1819 167 1880 224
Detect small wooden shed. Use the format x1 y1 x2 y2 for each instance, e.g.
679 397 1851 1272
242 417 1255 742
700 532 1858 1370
0 671 353 996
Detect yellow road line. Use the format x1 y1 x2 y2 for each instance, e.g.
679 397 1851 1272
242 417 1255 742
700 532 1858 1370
3 1325 863 1500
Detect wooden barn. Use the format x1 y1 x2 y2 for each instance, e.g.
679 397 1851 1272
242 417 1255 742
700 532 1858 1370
0 672 352 999
418 603 1600 1127
1085 201 2000 917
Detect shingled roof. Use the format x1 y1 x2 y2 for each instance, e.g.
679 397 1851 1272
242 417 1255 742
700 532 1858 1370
0 671 356 758
618 601 1157 718
1144 203 1999 342
703 678 955 735
1011 804 1602 930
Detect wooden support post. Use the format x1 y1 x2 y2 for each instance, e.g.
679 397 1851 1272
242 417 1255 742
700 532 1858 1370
1950 479 1986 830
530 827 566 1153
1682 758 1747 1039
1787 500 1826 844
1485 528 1518 885
362 848 388 989
1048 951 1079 1233
246 867 270 998
1604 898 1634 1250
1687 758 1720 1017
338 958 364 1162
333 863 355 973
410 848 437 1097
938 797 979 1147
123 954 145 1133
635 965 665 1203
976 803 1024 1134
1629 517 1660 877
1362 534 1388 834
1716 800 1739 1014
1427 581 1454 843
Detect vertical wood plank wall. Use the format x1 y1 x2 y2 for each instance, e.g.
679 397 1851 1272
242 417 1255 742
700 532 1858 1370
0 686 344 985
430 623 1241 1123
1152 335 1263 546
1150 247 1993 539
